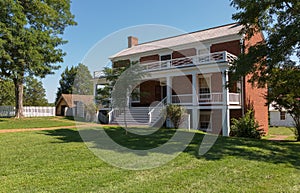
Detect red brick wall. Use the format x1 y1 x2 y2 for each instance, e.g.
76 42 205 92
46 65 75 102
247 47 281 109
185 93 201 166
210 73 222 93
140 54 159 63
211 109 222 134
230 109 242 121
210 40 241 56
172 48 196 59
138 80 160 106
112 59 130 68
172 75 192 94
244 32 268 133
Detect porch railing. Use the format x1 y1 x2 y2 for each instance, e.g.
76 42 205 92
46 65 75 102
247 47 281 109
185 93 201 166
171 93 241 105
229 93 241 105
140 51 237 72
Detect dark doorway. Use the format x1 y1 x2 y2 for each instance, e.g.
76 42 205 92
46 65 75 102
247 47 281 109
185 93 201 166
61 105 67 116
155 85 167 101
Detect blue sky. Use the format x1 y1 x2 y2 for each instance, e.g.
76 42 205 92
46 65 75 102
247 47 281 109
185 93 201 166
43 0 237 103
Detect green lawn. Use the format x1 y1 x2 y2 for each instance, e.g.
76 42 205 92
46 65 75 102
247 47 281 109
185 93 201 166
0 127 299 192
264 126 296 141
0 116 76 129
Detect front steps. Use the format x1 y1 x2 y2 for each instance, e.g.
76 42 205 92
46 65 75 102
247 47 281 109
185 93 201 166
110 107 150 126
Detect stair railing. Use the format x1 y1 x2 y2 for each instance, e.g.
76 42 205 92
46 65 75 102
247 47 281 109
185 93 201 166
108 108 125 123
148 97 167 125
108 109 114 123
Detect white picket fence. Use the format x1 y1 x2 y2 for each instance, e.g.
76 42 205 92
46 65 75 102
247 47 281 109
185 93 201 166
0 106 55 117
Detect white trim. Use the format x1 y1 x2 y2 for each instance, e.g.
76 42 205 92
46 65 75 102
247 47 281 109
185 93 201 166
199 110 213 131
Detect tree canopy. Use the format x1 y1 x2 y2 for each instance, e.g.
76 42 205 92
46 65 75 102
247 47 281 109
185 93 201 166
0 79 15 106
23 77 48 106
268 66 300 140
56 63 93 103
0 0 76 117
230 0 300 85
0 77 48 106
230 0 300 140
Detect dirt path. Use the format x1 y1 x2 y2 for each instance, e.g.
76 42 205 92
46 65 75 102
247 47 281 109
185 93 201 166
0 123 100 134
268 135 289 141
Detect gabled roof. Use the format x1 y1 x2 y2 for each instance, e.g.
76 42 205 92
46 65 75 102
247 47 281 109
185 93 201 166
56 94 94 108
110 23 243 59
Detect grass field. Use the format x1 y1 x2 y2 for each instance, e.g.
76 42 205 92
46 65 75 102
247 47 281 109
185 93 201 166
265 126 296 141
0 117 76 129
0 126 299 192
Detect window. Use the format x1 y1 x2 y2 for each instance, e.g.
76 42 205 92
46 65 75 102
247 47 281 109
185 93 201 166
160 54 172 68
280 111 286 120
131 86 140 103
199 76 211 100
199 113 211 131
160 54 171 61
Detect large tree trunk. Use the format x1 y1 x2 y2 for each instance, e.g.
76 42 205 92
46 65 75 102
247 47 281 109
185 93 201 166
293 116 300 141
14 78 24 118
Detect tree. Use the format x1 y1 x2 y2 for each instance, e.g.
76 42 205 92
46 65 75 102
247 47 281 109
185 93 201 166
0 77 48 106
23 77 48 106
96 67 125 108
56 63 93 103
268 66 300 141
229 1 300 140
230 0 300 85
0 79 15 106
166 104 185 129
97 61 147 133
0 0 76 118
230 109 264 139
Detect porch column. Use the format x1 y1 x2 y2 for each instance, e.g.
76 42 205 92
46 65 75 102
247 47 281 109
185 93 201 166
192 73 199 106
192 73 199 130
166 76 172 104
222 70 230 136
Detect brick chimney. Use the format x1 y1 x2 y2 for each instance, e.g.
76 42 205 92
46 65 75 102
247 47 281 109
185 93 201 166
128 36 138 48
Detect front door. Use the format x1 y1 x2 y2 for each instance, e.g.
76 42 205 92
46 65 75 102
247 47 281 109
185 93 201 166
155 85 167 101
155 86 161 101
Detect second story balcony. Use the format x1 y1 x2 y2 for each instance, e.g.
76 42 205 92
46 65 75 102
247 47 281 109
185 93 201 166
93 51 237 78
141 51 237 72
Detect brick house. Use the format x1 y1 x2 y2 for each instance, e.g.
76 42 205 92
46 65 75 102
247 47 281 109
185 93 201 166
93 23 268 136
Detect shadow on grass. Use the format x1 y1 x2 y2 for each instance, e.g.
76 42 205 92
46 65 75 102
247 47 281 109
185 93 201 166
43 127 300 169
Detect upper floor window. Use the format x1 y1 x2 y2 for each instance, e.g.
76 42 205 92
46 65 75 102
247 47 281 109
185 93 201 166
160 54 171 61
199 76 211 94
199 76 211 100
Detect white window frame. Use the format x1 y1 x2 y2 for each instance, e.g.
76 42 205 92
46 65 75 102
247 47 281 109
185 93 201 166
199 111 212 131
199 74 212 100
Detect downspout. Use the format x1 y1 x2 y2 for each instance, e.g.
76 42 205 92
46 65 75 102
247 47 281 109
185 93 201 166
240 34 246 116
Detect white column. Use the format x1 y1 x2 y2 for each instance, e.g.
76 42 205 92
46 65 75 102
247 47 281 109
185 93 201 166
222 70 230 136
192 73 199 130
93 81 97 98
192 73 199 106
166 76 173 128
166 76 172 104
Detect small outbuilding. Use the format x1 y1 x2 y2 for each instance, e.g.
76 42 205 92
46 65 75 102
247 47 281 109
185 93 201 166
269 105 295 127
56 94 94 117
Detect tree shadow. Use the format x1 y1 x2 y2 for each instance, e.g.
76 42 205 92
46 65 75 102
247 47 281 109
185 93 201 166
42 127 300 169
193 136 300 169
44 129 83 143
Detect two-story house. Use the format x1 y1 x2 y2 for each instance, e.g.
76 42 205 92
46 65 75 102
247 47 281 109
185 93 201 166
93 23 268 136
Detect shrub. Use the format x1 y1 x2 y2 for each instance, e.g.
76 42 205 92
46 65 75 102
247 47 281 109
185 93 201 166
166 104 185 129
230 110 264 139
